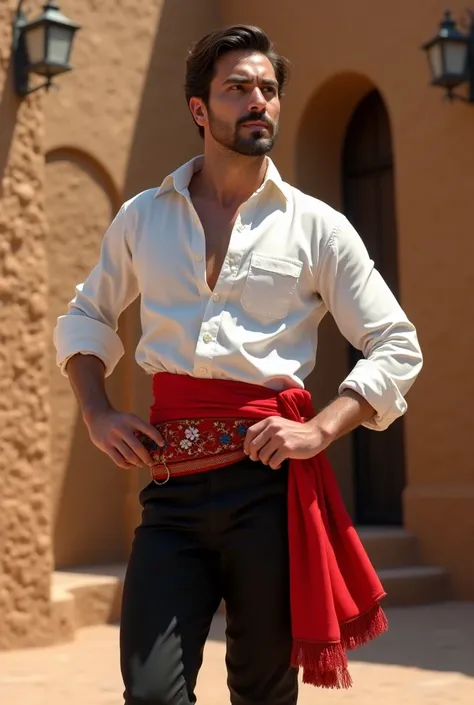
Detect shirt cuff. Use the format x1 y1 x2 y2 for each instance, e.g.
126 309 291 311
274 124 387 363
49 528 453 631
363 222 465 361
338 358 407 432
53 314 125 378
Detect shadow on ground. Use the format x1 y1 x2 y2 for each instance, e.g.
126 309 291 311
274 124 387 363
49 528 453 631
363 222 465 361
207 603 474 678
348 603 474 676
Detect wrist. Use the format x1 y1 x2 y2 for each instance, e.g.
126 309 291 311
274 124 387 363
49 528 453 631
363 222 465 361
305 415 336 447
82 400 114 427
305 389 376 448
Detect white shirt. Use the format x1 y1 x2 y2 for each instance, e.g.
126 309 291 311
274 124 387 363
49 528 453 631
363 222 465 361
53 156 423 431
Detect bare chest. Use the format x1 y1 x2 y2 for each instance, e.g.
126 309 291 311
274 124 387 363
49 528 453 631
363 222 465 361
193 203 239 293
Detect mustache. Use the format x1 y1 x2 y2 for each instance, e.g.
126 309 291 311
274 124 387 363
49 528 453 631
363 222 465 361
237 112 274 128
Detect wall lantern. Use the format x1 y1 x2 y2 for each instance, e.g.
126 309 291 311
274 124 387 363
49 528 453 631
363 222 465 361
12 0 81 97
421 9 474 102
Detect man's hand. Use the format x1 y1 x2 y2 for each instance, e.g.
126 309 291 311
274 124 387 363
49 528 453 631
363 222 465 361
243 390 377 470
84 409 165 469
243 417 330 470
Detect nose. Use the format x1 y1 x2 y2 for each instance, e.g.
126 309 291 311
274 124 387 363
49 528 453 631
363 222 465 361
248 86 267 112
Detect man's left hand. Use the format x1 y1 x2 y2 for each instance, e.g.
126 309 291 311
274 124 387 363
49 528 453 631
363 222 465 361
243 417 329 470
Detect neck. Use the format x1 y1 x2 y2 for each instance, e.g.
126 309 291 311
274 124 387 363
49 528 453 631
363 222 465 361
196 142 269 208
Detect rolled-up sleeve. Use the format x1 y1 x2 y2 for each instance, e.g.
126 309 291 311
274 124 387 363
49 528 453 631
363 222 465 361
317 216 423 431
53 204 139 377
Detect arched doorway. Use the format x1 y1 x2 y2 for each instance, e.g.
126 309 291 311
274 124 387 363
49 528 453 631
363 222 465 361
342 90 405 525
46 148 128 567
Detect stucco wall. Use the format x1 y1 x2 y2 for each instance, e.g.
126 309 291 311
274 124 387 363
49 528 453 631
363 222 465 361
0 1 53 648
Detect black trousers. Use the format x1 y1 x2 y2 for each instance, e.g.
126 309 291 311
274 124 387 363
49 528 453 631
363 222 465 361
120 457 298 705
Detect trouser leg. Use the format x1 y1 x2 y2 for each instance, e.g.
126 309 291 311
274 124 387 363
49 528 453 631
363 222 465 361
217 460 298 705
120 474 221 705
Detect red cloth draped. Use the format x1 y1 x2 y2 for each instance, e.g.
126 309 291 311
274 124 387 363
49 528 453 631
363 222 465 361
150 373 388 688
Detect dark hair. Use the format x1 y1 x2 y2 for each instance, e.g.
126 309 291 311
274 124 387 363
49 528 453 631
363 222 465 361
185 25 290 137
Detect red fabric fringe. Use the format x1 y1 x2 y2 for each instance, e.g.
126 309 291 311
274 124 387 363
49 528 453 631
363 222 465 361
341 603 389 650
291 603 389 688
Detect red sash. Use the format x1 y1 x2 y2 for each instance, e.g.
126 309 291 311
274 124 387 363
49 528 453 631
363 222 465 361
146 372 388 688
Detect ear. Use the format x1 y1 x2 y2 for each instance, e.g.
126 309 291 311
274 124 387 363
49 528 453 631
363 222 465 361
189 97 207 128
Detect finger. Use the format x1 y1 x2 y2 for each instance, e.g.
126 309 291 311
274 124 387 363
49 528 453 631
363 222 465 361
114 439 145 467
130 416 165 448
257 437 280 465
268 447 287 470
249 428 273 460
108 447 136 470
243 419 269 455
124 433 156 466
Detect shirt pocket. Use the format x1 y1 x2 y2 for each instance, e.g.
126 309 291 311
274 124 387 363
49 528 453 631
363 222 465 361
241 252 303 319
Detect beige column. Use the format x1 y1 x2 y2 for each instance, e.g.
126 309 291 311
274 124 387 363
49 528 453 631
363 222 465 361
0 2 53 648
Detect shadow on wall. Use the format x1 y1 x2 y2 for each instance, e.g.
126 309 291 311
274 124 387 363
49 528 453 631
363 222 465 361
296 71 376 207
46 147 128 568
0 57 19 204
47 147 122 210
50 0 220 567
123 0 217 199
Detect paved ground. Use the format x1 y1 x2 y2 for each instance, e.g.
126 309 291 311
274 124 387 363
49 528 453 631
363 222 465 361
0 602 473 704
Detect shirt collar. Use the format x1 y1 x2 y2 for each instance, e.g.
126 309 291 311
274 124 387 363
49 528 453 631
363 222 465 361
154 155 289 202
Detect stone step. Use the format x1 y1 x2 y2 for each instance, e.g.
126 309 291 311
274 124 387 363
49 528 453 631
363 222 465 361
50 555 450 641
356 526 420 570
379 566 450 607
50 564 125 643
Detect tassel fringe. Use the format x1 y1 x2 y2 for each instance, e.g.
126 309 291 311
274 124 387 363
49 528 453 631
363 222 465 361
291 640 352 689
291 603 389 689
341 603 389 650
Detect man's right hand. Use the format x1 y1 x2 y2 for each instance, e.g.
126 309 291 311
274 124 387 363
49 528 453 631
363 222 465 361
84 409 165 469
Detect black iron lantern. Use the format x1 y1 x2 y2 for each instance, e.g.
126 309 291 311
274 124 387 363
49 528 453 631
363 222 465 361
421 10 474 102
12 0 81 97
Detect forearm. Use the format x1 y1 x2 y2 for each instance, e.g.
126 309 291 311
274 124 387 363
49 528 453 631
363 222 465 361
65 353 114 423
307 389 376 445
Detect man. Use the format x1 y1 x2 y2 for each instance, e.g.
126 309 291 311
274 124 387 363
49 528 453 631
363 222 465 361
53 24 422 705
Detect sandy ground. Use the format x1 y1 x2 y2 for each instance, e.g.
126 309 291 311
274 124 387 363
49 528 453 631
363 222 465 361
0 602 473 704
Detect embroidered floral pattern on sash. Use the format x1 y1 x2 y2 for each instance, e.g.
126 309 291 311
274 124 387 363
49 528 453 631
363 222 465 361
135 418 252 467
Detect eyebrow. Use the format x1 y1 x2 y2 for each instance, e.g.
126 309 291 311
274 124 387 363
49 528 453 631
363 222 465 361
222 75 279 89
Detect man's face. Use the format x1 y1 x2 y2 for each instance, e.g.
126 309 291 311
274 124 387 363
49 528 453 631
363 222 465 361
202 50 280 156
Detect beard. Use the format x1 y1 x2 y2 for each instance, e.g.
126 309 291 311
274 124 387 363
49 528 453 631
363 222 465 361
207 108 279 156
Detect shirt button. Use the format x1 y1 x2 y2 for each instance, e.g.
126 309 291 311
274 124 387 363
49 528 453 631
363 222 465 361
195 253 203 262
212 293 220 302
236 223 245 232
199 367 207 375
202 333 212 343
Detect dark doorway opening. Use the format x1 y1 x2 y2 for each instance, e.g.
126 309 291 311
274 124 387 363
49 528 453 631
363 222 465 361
342 90 405 525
